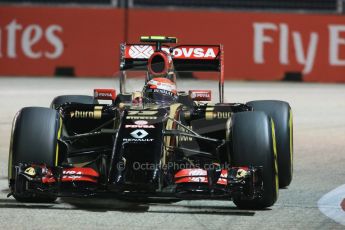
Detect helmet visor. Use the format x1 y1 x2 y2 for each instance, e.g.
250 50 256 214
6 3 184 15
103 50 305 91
144 88 177 104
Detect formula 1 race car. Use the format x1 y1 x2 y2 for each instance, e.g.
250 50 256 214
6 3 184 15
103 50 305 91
8 36 293 209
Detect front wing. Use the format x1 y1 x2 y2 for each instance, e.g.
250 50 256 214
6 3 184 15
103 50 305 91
9 163 263 201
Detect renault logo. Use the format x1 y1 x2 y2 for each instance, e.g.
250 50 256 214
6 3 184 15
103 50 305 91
130 129 148 139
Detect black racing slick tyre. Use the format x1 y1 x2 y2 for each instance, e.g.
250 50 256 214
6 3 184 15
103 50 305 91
247 100 293 188
8 107 62 202
230 111 279 209
50 95 97 109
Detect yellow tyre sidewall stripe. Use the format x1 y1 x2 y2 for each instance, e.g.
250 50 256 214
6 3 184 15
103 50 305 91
55 116 63 166
271 118 279 197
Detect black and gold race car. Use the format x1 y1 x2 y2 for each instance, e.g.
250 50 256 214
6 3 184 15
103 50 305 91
8 36 293 209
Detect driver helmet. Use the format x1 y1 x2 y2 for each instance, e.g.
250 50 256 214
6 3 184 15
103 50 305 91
143 77 177 104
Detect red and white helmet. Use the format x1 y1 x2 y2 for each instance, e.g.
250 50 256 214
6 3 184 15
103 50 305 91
143 77 177 104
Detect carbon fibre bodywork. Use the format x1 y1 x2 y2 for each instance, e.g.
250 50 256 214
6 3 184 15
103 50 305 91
9 100 264 201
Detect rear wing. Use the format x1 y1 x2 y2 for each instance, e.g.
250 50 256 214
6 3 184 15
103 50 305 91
119 43 224 103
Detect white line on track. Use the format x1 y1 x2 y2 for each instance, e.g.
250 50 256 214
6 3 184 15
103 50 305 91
318 184 345 225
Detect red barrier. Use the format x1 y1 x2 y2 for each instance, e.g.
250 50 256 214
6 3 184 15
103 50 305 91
0 6 124 76
127 9 345 82
1 6 345 82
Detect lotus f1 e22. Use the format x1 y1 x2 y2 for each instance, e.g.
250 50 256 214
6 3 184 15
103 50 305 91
8 36 293 209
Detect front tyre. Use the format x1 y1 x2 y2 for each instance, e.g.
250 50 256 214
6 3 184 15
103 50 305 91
8 107 62 202
247 100 293 188
230 111 279 209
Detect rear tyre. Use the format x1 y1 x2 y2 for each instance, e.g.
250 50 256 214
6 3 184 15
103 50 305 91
50 95 97 109
8 107 62 202
230 111 278 209
247 100 293 188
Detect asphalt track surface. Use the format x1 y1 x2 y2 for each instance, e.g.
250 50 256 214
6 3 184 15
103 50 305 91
0 77 344 229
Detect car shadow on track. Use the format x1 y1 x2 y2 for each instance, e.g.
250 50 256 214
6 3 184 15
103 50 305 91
0 197 259 216
148 203 256 216
0 197 150 212
147 209 255 216
61 197 151 212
